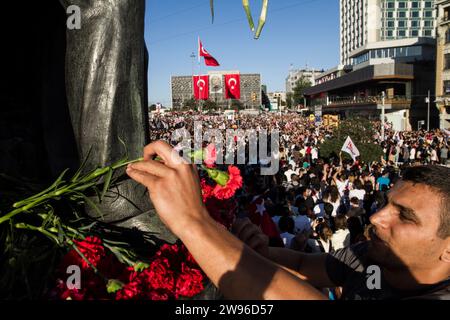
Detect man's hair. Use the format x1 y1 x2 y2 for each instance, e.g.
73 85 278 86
334 214 348 231
402 165 450 239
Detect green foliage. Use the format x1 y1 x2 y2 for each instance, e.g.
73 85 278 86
292 76 311 106
231 99 244 110
203 99 218 110
319 117 383 163
183 97 198 110
286 92 293 109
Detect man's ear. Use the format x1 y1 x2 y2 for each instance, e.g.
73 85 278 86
441 241 450 263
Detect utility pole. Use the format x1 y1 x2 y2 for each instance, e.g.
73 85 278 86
381 91 386 141
427 90 430 131
190 52 196 77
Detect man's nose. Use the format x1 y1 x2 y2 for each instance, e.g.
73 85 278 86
369 206 392 230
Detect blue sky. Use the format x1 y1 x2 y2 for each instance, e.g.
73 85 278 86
145 0 339 106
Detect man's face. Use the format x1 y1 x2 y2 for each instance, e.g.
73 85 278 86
368 180 447 271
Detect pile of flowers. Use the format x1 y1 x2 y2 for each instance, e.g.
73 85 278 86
0 144 242 300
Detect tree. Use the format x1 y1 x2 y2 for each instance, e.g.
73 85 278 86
231 99 244 110
203 99 218 110
149 104 157 111
183 97 198 110
319 117 383 163
286 92 293 109
261 90 271 110
292 76 311 107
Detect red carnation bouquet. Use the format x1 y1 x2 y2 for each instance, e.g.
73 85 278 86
0 143 243 300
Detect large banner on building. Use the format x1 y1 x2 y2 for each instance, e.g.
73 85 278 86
224 74 241 100
193 75 209 100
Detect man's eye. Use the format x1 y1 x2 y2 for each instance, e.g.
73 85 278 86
399 211 414 223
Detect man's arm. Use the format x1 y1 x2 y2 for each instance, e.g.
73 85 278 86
233 219 336 289
126 141 327 300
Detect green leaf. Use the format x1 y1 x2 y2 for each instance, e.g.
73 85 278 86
77 193 104 220
107 279 124 294
12 169 69 208
70 147 93 182
117 136 129 160
133 261 150 272
100 168 113 203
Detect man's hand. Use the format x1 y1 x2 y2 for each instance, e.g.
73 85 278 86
232 218 269 258
126 141 209 236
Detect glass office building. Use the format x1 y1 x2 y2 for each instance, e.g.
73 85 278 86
341 0 436 65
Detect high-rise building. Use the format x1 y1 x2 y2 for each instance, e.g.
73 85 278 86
340 0 436 65
435 0 450 129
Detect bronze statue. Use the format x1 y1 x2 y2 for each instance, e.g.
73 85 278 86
58 0 176 242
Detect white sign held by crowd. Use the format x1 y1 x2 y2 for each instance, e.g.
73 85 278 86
341 136 360 161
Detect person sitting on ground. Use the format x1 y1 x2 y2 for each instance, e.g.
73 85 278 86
126 141 450 300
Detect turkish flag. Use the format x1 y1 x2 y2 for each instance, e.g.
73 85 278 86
198 39 220 67
193 75 209 100
224 74 241 99
248 197 284 247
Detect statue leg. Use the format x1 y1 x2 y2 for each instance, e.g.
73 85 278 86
61 0 176 242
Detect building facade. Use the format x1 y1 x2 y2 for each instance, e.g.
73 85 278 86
171 72 261 110
285 68 324 93
340 0 436 65
267 92 287 111
305 38 438 131
435 0 450 129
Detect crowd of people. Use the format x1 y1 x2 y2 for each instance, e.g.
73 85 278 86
130 111 450 299
148 111 448 254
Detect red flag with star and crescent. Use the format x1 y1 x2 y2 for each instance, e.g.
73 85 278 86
193 75 209 100
248 197 284 246
224 74 241 99
198 38 220 67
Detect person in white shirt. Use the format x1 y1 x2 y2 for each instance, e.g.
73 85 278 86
284 165 299 183
348 180 365 203
331 214 350 251
410 146 416 161
311 147 318 163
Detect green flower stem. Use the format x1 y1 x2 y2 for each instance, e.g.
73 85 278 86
255 0 268 39
104 243 136 266
1 157 145 226
14 223 60 244
242 0 255 31
66 239 109 283
112 157 144 170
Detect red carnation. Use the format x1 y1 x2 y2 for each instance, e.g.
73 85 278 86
147 289 171 300
116 281 141 300
212 165 242 200
200 178 214 202
176 263 204 298
145 258 175 291
61 236 106 270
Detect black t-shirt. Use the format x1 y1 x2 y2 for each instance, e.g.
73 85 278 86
326 242 450 300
